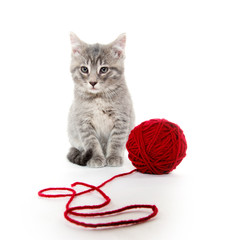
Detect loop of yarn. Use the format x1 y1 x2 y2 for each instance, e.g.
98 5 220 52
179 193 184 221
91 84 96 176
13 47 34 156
126 119 187 174
38 170 158 228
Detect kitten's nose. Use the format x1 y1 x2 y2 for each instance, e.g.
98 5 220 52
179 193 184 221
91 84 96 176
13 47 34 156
89 81 97 87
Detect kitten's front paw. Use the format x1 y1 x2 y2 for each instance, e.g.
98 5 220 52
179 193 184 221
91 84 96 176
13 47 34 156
106 156 123 167
87 155 106 168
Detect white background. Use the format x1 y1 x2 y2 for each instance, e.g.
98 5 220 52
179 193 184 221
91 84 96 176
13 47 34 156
0 0 226 239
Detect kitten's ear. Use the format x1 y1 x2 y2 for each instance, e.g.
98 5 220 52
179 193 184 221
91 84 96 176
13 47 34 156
111 33 126 59
70 32 83 56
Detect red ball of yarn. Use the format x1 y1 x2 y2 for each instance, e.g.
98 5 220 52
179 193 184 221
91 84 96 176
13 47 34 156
126 119 187 174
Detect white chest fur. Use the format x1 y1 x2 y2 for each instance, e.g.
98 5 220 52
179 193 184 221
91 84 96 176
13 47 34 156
91 98 114 139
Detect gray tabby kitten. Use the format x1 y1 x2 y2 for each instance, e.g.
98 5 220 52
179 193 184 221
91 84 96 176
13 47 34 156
67 33 135 167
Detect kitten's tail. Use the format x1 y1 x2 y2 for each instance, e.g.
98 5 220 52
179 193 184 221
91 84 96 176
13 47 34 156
67 148 92 166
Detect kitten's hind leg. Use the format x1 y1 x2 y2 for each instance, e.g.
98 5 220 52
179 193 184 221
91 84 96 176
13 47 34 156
67 147 92 166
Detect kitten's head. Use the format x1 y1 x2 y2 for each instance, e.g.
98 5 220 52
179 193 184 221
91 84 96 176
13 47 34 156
70 32 126 96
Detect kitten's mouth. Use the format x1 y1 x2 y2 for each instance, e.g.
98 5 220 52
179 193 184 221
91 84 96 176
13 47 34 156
89 87 99 93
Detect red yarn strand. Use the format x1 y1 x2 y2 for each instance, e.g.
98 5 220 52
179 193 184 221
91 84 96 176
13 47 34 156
38 169 158 228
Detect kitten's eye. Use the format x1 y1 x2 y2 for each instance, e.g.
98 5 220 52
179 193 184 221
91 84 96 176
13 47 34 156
81 66 89 74
100 67 109 74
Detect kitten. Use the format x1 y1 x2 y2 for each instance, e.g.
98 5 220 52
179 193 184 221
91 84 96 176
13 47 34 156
67 33 135 167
